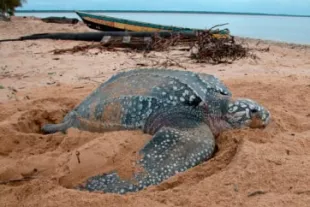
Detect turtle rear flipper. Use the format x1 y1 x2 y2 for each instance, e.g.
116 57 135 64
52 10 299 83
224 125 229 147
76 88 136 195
41 111 79 134
41 122 71 134
41 110 125 134
78 121 215 194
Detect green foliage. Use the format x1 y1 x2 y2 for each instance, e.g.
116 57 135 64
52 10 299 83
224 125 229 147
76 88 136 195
0 0 26 16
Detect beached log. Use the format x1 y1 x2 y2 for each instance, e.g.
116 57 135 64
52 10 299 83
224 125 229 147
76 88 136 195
0 31 198 42
23 31 198 41
41 16 79 24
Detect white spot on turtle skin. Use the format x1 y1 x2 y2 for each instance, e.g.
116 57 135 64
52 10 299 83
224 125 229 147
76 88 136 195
189 95 196 102
138 104 143 110
215 86 221 92
246 108 250 118
173 86 178 90
249 104 255 110
184 90 190 95
233 116 243 121
234 111 246 119
240 103 247 108
162 92 167 95
231 106 239 112
180 97 185 102
169 95 173 100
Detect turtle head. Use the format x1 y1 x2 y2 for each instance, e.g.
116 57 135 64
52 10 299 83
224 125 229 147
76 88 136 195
224 98 270 129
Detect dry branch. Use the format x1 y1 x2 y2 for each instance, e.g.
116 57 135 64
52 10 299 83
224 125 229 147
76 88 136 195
0 176 37 185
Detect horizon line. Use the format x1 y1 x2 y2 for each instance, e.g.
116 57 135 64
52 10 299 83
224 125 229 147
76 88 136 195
15 10 310 18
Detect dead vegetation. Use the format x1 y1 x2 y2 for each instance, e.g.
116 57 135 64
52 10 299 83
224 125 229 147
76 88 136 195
51 27 269 64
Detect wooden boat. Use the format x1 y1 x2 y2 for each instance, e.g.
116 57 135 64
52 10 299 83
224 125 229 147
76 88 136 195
75 11 230 38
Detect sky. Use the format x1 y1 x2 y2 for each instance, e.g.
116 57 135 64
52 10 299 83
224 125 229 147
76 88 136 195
19 0 310 15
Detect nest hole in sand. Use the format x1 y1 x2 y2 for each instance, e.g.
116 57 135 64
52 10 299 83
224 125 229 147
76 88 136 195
8 97 78 134
12 108 70 134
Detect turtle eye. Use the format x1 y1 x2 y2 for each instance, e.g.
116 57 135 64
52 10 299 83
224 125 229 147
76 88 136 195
220 91 228 95
251 108 258 113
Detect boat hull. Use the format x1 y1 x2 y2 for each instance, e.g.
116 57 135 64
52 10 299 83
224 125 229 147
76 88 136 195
75 11 230 38
80 16 124 31
76 11 198 32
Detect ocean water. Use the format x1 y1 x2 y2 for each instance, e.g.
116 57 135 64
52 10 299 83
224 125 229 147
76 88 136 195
15 12 310 45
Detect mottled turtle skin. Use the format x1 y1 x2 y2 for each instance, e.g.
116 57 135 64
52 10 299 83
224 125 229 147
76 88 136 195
42 68 270 194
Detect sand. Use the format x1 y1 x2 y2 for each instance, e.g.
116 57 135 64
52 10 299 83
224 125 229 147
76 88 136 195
0 17 310 207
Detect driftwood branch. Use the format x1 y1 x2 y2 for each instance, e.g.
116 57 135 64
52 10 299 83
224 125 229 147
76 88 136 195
208 23 229 31
0 176 38 185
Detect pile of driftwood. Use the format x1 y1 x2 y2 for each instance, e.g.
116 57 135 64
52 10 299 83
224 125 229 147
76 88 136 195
0 26 259 64
51 29 251 64
189 30 248 63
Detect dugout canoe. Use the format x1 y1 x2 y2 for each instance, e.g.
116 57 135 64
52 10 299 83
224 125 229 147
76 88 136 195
75 11 230 38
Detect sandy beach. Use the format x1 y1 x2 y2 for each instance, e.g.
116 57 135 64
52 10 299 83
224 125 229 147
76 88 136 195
0 17 310 207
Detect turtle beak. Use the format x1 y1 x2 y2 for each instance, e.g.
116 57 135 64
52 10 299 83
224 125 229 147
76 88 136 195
249 109 271 128
262 110 271 127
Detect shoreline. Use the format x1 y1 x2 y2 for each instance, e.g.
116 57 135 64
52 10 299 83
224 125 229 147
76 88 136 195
237 36 310 48
5 16 310 46
16 10 310 18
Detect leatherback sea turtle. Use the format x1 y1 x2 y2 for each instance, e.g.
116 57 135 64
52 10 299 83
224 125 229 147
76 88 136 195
42 68 270 194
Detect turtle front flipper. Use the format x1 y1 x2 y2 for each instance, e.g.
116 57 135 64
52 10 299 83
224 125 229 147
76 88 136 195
77 122 215 194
